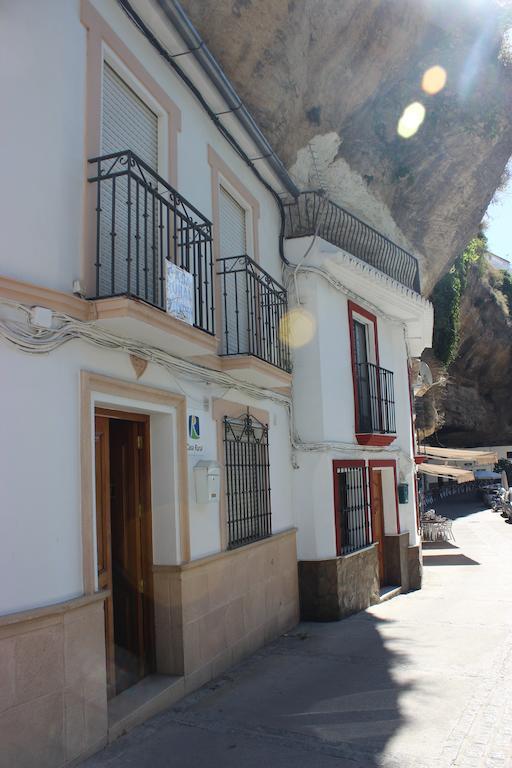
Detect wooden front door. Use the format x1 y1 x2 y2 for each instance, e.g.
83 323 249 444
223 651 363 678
94 411 155 698
371 469 386 585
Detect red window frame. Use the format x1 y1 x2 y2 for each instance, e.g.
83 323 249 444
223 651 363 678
332 459 370 556
347 300 395 446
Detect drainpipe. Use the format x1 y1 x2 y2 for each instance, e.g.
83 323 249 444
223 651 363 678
155 0 299 199
117 0 296 264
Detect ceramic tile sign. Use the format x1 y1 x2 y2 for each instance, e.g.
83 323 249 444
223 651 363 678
187 413 204 454
167 262 194 325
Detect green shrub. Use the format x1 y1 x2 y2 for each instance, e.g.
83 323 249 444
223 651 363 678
501 271 512 314
431 234 487 365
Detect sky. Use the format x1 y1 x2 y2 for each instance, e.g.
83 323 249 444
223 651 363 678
484 168 512 263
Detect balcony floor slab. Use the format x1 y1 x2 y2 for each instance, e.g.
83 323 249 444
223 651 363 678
91 297 218 359
220 354 292 390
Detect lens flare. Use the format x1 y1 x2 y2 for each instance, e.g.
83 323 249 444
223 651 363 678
279 307 315 349
422 65 447 95
397 102 426 139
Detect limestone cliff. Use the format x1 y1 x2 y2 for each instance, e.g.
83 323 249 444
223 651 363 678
418 263 512 446
179 0 512 291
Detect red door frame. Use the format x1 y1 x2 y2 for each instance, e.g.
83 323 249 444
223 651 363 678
368 459 400 534
347 300 395 447
332 459 369 556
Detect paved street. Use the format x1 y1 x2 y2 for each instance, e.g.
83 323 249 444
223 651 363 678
85 496 512 768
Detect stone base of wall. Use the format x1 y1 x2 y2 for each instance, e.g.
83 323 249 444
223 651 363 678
407 543 422 591
153 529 299 691
0 530 299 768
299 544 380 621
383 534 422 593
0 593 108 768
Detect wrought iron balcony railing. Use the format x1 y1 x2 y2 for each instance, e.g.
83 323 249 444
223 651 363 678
356 362 396 434
284 191 421 293
88 150 215 335
217 255 291 372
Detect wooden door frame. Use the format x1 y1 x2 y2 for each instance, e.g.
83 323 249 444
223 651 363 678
94 409 156 696
368 459 400 534
94 415 116 697
80 372 190 596
369 468 385 583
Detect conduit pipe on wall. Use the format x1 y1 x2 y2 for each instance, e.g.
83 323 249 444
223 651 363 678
0 299 414 467
155 0 298 198
117 0 297 266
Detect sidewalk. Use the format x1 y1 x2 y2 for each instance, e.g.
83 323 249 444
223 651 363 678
85 497 512 768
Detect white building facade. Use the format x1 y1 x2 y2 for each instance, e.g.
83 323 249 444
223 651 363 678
0 1 299 765
0 2 433 765
284 197 433 620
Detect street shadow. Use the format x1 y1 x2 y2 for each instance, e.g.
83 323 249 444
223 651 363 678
422 540 459 550
83 613 413 767
423 553 480 566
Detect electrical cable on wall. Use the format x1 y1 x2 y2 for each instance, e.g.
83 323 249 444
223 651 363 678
0 298 414 469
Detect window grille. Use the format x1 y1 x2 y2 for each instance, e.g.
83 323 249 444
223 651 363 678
334 465 372 555
223 413 271 548
356 362 396 434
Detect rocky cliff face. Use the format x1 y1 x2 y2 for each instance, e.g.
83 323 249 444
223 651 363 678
179 0 512 291
418 264 512 446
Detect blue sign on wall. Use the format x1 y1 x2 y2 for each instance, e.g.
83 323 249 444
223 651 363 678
188 415 200 440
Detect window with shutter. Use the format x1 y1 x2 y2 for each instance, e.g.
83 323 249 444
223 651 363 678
219 187 250 354
102 63 158 169
219 186 247 258
99 64 160 302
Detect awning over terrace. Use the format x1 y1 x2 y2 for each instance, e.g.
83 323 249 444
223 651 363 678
418 447 498 465
418 463 475 484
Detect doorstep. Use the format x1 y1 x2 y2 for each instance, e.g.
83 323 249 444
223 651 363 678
108 674 184 742
379 585 402 603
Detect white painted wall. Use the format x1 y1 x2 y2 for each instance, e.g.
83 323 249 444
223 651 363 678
0 0 293 615
287 237 431 558
291 453 338 560
381 467 399 535
0 333 293 615
0 0 86 292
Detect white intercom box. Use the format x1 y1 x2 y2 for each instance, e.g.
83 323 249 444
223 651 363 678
193 460 220 503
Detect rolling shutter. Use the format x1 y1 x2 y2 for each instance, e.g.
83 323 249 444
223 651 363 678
102 63 158 169
219 187 247 258
99 64 159 302
219 187 249 354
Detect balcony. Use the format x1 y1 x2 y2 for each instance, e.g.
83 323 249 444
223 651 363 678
284 191 420 293
217 255 291 385
87 150 216 356
355 362 396 445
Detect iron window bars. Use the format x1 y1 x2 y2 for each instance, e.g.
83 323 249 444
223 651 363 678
217 255 291 372
356 362 396 434
88 150 215 335
223 413 271 549
335 465 372 555
284 191 420 293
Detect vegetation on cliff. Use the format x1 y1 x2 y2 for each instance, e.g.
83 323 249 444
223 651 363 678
421 244 512 446
431 234 487 366
180 0 512 293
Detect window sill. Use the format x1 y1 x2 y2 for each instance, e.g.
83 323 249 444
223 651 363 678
337 543 377 560
356 433 396 446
